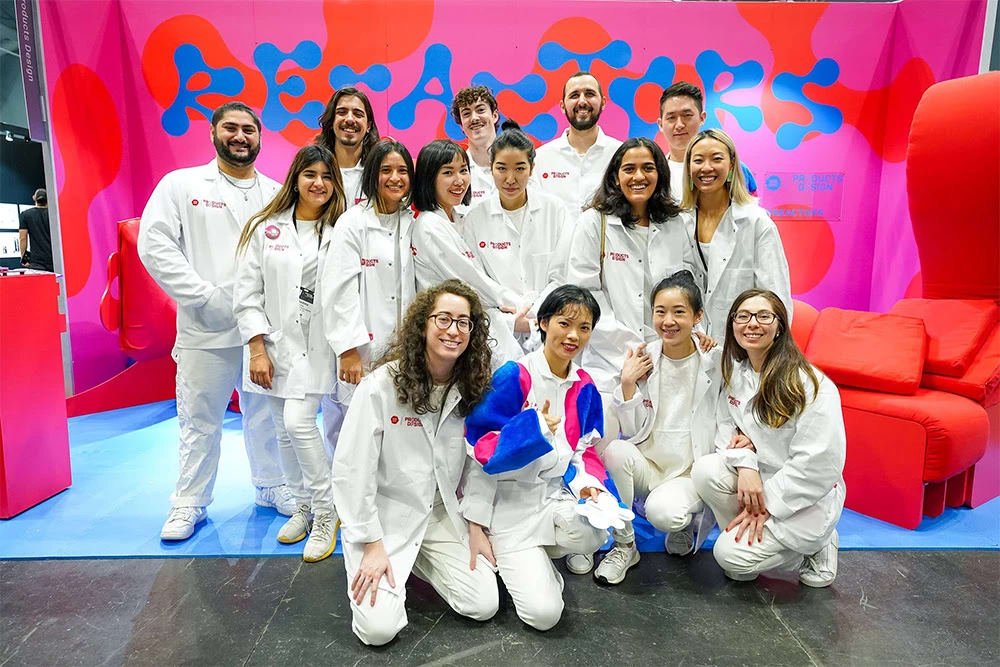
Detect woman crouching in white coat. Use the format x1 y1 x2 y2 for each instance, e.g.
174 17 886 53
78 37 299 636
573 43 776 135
234 144 346 562
692 288 845 587
463 285 612 630
332 280 499 646
320 140 417 455
679 128 792 338
593 270 721 585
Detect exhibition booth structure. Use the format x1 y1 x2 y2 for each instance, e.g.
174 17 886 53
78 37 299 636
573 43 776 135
1 0 997 537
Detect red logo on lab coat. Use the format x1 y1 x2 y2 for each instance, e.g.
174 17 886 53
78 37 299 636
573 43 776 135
643 398 653 408
361 258 378 267
390 416 399 424
411 245 417 256
542 172 549 179
264 225 281 240
479 241 486 248
191 199 199 206
728 395 741 407
609 252 629 262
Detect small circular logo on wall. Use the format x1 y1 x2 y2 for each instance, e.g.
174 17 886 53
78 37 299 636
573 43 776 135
390 416 399 424
479 241 486 248
264 225 281 240
766 175 782 191
191 199 199 206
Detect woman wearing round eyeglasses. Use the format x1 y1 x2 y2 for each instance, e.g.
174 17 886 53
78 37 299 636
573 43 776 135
692 288 845 588
679 128 792 338
332 279 499 646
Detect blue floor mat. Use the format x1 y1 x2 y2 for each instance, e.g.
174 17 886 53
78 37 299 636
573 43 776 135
1 400 997 560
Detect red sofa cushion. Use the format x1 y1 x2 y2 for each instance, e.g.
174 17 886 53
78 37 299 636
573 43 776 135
806 309 927 395
890 299 998 378
790 299 818 350
838 386 988 482
921 326 1000 407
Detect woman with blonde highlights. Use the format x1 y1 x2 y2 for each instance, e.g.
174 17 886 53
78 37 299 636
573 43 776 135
692 288 845 587
332 279 499 646
234 144 346 563
680 128 792 337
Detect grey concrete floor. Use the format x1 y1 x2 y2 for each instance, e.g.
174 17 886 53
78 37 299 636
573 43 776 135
1 551 997 666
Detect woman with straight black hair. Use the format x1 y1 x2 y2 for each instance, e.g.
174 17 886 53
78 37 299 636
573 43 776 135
593 270 722 585
692 289 845 587
463 284 612 630
463 120 572 354
321 140 417 451
410 139 523 365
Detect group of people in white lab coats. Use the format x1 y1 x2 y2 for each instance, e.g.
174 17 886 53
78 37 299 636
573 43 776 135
137 72 845 646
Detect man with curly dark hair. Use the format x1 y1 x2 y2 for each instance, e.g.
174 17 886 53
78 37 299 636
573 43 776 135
331 279 499 646
451 85 500 207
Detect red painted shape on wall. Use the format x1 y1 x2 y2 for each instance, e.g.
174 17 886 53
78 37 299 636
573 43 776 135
51 64 123 297
773 204 835 294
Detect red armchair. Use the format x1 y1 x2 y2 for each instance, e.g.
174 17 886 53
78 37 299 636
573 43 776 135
787 73 999 529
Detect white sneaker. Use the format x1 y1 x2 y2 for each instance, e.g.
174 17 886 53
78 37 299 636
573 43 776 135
277 504 312 544
160 506 206 541
255 484 297 516
303 510 339 562
800 530 839 588
565 552 594 575
593 542 640 585
665 524 696 556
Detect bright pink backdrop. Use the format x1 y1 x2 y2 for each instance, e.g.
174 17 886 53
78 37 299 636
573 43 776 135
38 0 986 392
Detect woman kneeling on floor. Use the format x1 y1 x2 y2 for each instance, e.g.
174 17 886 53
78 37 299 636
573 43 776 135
692 288 845 587
594 270 722 585
463 285 614 631
332 280 499 646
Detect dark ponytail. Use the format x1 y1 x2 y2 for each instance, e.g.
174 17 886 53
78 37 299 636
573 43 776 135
650 269 703 313
490 119 536 165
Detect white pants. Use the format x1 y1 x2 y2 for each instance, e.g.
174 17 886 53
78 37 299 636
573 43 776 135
692 453 802 576
320 382 353 463
495 497 608 631
268 395 335 513
171 346 283 508
601 439 703 544
345 502 499 646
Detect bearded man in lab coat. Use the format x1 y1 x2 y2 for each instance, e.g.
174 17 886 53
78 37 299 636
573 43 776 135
139 101 295 541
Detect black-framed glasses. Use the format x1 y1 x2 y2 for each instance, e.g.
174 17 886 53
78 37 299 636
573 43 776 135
732 310 776 325
428 313 474 334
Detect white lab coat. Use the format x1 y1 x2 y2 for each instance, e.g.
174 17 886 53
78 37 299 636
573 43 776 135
462 187 571 313
466 350 607 554
565 208 689 391
467 160 496 208
332 363 489 594
533 127 622 217
323 203 415 366
410 208 523 365
138 161 281 349
233 209 336 398
681 202 792 338
341 165 365 207
716 361 846 554
612 337 721 549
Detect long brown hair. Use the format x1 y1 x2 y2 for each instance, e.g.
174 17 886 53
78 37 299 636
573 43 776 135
721 289 818 428
373 280 493 417
315 87 381 165
236 145 345 253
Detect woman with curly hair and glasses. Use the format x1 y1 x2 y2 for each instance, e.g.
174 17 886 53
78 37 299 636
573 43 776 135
332 279 499 646
692 289 845 588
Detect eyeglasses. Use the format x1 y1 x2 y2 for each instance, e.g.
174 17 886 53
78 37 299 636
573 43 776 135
732 310 776 325
428 313 474 334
